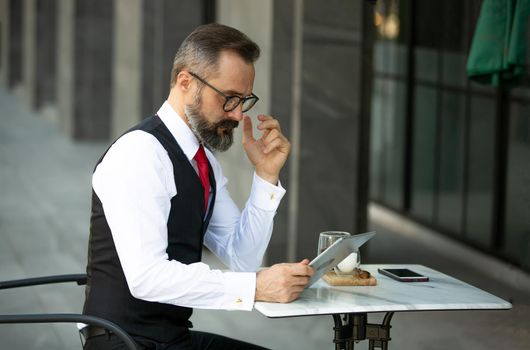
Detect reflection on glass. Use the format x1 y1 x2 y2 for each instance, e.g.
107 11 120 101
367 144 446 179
503 103 530 268
374 0 401 40
370 78 386 200
382 80 406 207
437 92 465 232
411 86 437 221
466 96 495 247
442 52 467 87
370 78 406 207
415 48 439 83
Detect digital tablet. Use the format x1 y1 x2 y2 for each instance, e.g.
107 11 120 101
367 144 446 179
307 231 376 287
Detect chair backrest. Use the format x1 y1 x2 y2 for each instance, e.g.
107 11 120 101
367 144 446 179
0 274 138 350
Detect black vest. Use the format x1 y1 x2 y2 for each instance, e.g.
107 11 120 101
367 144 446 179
83 115 216 342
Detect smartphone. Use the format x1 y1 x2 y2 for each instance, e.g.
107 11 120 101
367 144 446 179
378 268 429 282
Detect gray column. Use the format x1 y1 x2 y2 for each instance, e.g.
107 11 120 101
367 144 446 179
0 0 9 88
22 0 56 110
296 0 365 260
8 0 23 89
216 0 275 212
269 0 370 262
73 0 113 140
141 0 204 119
56 0 74 136
22 0 36 107
268 0 294 263
35 0 57 110
57 0 114 140
111 0 142 139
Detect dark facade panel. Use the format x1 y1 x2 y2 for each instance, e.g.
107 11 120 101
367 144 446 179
141 0 204 118
269 0 369 262
8 0 23 88
73 0 114 140
35 0 57 109
268 0 294 264
296 0 363 260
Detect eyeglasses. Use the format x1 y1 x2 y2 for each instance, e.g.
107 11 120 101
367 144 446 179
189 72 259 113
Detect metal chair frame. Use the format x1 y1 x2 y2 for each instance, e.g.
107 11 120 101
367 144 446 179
0 274 139 350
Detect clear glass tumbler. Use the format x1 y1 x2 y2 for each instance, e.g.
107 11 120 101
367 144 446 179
317 231 360 274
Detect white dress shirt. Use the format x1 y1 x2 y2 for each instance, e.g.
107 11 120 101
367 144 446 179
92 101 286 311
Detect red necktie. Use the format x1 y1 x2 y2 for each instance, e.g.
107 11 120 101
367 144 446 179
194 145 210 212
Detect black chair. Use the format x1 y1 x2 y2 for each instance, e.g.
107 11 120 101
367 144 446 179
0 274 139 350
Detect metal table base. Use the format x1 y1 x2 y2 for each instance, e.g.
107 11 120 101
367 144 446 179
332 312 395 350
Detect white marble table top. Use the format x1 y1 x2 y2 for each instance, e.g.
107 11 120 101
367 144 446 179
254 264 512 318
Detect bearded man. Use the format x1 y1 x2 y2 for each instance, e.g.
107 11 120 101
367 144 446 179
81 23 313 350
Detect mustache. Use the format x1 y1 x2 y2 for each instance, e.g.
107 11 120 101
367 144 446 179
215 119 239 130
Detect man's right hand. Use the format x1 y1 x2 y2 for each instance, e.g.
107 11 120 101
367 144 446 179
255 259 314 303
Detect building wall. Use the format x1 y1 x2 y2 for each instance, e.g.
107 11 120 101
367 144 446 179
216 0 371 263
0 0 371 264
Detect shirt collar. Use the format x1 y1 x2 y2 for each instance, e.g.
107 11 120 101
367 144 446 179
156 101 200 161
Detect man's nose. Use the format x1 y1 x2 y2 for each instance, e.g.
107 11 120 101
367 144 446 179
226 104 244 122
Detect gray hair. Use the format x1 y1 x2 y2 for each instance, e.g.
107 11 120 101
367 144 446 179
170 23 261 87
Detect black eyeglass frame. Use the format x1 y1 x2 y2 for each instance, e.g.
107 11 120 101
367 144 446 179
189 72 259 113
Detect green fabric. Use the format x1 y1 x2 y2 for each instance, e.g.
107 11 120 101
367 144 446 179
466 0 530 87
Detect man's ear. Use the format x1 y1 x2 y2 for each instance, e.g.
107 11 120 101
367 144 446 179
176 71 193 92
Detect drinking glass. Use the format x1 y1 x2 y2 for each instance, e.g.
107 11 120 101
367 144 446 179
317 231 360 274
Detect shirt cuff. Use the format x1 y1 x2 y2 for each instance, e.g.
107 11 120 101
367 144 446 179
249 172 286 211
223 272 256 311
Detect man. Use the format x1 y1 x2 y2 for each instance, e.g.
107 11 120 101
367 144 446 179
82 23 314 350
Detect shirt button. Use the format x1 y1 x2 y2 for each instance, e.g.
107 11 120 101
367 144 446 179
235 298 243 304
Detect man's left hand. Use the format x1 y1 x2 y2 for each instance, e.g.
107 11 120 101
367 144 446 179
242 115 291 185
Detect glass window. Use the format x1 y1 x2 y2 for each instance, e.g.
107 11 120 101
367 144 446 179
382 80 406 207
439 0 466 88
374 41 408 77
373 0 408 78
503 102 530 268
437 92 465 233
465 95 496 247
370 78 386 201
411 85 437 221
442 52 467 88
415 0 442 49
414 48 439 83
440 0 465 52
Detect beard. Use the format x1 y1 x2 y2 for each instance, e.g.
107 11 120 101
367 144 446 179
185 92 239 152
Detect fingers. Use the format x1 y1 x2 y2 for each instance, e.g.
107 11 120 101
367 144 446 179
257 115 281 132
291 276 311 287
242 115 254 144
284 261 314 277
261 127 289 154
255 262 314 303
263 136 283 154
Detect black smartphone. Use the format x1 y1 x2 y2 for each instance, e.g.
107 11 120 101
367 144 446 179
378 268 429 282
